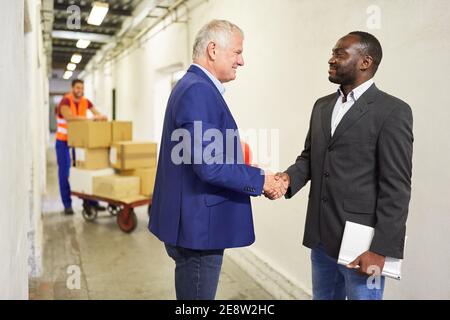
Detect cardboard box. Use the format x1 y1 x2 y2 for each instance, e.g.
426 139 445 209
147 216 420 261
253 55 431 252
111 121 132 142
69 168 115 195
119 167 156 196
92 175 140 200
75 148 109 170
110 141 157 170
68 121 112 148
120 195 149 204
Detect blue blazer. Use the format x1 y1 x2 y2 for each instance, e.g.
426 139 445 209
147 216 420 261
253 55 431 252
148 65 264 250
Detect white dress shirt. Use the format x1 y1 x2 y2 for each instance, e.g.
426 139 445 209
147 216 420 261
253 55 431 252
331 78 374 136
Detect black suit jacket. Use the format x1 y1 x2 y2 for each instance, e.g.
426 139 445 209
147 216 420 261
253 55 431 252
285 84 413 259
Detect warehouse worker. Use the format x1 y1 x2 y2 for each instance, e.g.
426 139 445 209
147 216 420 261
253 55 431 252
55 79 107 215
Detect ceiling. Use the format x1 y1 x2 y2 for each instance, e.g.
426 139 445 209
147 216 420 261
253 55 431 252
50 0 177 77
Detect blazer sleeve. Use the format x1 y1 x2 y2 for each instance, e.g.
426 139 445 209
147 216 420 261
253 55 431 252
370 103 413 259
173 83 264 196
283 102 316 198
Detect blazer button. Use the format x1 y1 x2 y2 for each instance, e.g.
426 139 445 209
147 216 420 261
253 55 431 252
322 197 328 203
324 172 330 178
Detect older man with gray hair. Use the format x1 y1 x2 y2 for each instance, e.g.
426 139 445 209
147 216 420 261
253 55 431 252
148 19 286 300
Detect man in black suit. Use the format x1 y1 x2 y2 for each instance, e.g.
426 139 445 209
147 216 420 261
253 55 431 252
268 31 413 300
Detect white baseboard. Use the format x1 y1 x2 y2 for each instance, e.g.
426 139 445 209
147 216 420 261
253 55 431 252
226 248 312 300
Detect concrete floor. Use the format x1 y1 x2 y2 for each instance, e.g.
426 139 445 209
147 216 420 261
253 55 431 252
29 144 273 300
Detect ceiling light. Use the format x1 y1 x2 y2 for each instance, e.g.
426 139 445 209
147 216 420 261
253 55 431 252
63 71 73 80
70 54 82 64
76 39 91 49
87 2 109 26
67 63 77 71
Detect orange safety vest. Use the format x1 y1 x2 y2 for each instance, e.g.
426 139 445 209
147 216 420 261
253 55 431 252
56 94 88 141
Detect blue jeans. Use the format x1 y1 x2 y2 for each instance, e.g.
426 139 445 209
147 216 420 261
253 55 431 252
311 244 385 300
165 243 224 300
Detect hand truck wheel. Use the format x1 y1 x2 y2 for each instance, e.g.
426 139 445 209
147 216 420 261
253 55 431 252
82 204 98 222
117 208 137 233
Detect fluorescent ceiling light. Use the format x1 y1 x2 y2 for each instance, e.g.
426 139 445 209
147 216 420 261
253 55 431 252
67 63 77 71
63 71 73 80
71 54 82 64
87 2 109 26
53 31 111 43
76 39 91 49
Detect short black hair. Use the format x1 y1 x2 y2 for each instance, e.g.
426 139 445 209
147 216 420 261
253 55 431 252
348 31 383 74
71 79 84 87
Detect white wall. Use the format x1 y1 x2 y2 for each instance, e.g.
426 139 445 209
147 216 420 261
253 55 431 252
0 0 30 299
25 0 49 279
83 0 450 299
0 0 48 299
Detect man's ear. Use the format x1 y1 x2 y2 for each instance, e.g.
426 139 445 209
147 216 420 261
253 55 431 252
206 42 217 61
360 55 373 71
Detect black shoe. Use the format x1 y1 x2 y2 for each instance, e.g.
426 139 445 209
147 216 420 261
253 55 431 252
64 208 75 215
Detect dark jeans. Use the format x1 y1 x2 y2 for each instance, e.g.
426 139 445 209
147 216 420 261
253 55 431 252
165 243 224 300
311 243 385 300
55 140 72 209
55 139 98 209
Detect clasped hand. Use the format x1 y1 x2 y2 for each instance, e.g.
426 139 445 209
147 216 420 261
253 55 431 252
263 172 290 200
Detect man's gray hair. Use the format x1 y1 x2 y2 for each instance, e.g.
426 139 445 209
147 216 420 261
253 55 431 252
192 19 244 60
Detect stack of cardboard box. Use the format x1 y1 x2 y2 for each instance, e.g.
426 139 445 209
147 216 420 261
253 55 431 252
68 121 114 194
68 120 157 202
110 141 157 197
69 121 111 169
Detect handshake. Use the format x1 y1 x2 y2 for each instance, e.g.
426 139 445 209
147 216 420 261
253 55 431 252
263 172 290 200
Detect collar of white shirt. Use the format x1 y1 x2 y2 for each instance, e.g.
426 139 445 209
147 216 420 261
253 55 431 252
192 63 226 96
337 78 374 102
